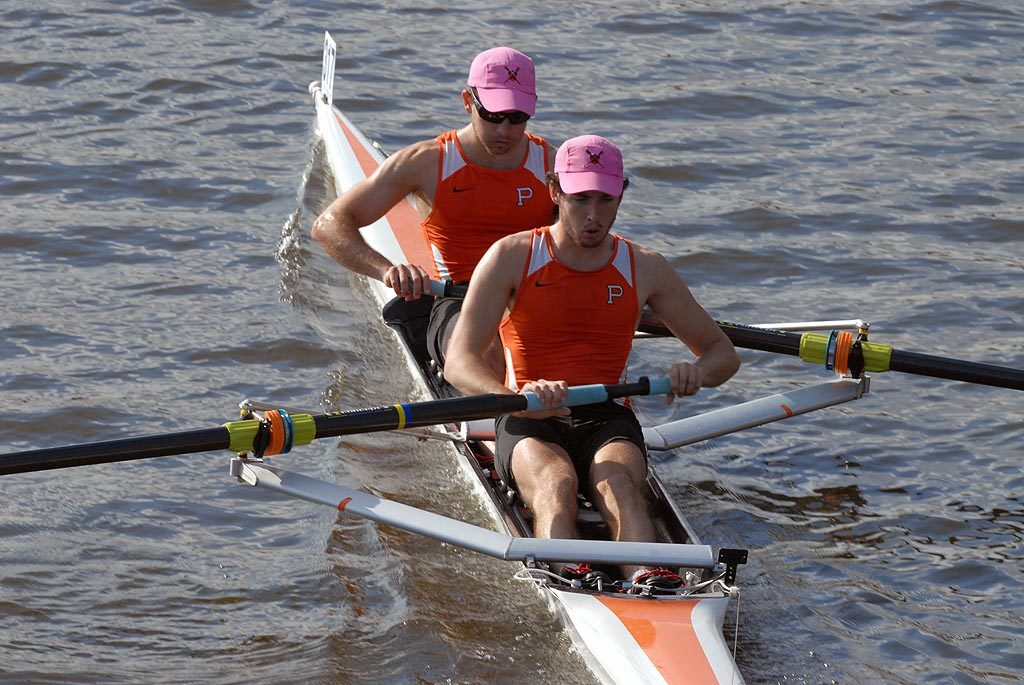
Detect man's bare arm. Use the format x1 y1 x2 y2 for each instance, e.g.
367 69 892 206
640 248 740 396
444 237 526 397
311 140 437 295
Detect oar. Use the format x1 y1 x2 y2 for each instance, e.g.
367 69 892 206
638 317 1024 391
426 279 1024 391
0 377 671 477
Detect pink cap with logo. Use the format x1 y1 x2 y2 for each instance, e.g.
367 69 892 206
467 47 537 116
554 135 625 196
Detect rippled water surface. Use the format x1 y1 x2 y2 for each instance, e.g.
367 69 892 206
2 2 1022 684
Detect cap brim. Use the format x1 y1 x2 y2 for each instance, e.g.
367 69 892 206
558 171 624 196
475 87 536 117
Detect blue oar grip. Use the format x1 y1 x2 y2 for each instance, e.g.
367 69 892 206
427 279 446 297
521 377 672 412
647 376 672 395
521 393 546 412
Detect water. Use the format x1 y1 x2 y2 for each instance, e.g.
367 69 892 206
2 1 1022 683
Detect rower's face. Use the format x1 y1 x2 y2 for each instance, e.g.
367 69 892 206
464 91 528 156
555 189 622 248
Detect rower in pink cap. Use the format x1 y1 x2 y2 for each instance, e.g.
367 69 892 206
312 47 556 370
445 135 741 592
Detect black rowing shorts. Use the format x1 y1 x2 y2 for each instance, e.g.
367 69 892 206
426 296 463 369
494 400 647 490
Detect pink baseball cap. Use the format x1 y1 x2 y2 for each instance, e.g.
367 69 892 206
467 47 537 116
554 135 625 196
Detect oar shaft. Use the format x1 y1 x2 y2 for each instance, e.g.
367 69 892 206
638 319 804 356
890 349 1024 390
717 322 802 355
310 378 669 439
0 379 669 477
0 427 231 477
641 317 1024 391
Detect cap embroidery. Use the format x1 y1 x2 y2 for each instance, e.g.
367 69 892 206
585 149 604 167
503 66 520 83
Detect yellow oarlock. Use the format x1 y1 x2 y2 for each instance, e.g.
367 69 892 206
223 414 317 454
799 333 893 374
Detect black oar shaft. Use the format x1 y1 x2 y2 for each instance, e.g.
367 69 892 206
639 318 1024 391
717 322 803 355
891 349 1024 390
312 394 525 439
0 380 660 477
0 427 231 476
639 319 804 356
311 379 656 438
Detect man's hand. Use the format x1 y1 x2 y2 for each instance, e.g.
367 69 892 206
517 379 571 418
666 361 706 403
383 263 431 301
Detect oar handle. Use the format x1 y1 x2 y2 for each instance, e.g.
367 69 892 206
428 279 468 299
522 377 671 412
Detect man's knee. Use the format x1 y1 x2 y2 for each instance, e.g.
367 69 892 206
593 441 646 477
517 455 579 509
546 469 579 500
593 470 643 501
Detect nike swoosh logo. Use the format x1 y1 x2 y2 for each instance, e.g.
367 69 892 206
452 187 473 193
534 281 553 287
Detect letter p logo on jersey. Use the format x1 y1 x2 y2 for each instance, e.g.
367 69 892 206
515 187 533 206
607 285 623 304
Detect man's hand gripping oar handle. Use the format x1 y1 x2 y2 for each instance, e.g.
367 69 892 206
521 376 671 411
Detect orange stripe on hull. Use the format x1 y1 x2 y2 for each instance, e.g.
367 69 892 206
780 403 794 417
332 111 434 272
596 595 719 684
337 497 352 511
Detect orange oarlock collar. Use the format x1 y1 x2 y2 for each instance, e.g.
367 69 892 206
263 410 287 456
833 330 854 375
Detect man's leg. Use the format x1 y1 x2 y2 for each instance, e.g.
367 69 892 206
432 301 504 375
589 440 656 579
510 438 579 541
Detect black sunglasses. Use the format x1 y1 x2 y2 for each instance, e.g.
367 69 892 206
468 88 531 125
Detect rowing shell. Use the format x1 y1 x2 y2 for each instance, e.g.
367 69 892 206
309 32 748 685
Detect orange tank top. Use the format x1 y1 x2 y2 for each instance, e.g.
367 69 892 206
422 131 554 282
500 227 640 390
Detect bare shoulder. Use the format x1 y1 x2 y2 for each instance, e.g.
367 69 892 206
475 230 533 278
371 137 439 190
627 241 697 309
497 229 535 250
486 229 533 263
631 242 680 279
543 138 557 169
